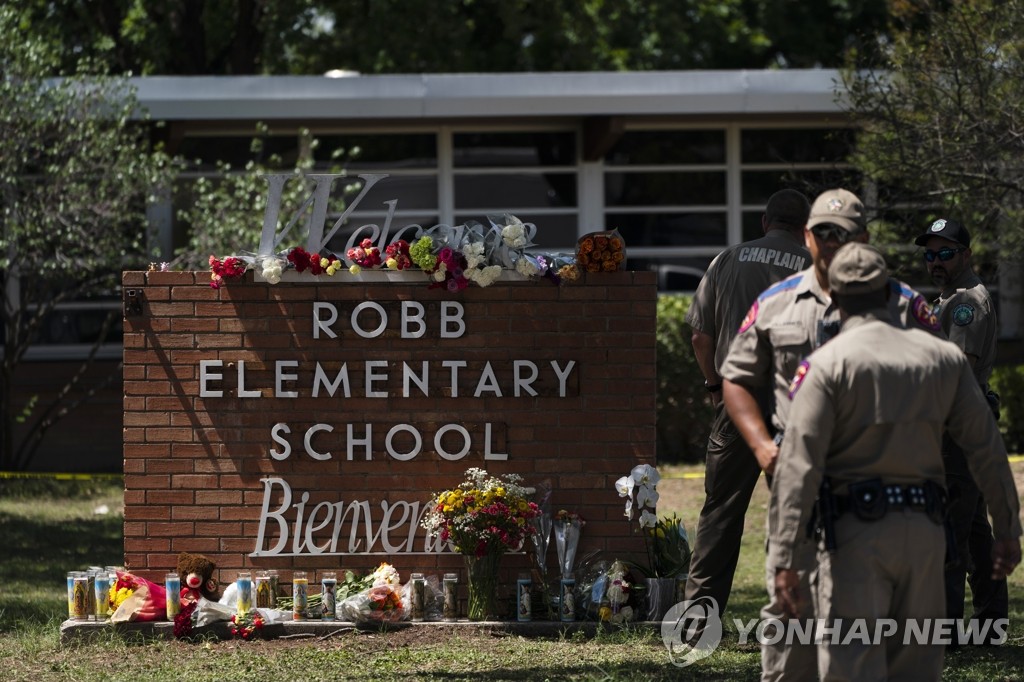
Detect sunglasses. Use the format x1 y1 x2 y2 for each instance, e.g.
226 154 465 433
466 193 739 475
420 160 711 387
810 224 855 244
923 247 965 262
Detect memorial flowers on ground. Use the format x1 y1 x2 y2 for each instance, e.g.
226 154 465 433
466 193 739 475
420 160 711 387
421 468 540 620
614 464 690 579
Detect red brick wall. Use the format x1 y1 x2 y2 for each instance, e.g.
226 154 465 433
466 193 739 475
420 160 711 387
122 270 656 594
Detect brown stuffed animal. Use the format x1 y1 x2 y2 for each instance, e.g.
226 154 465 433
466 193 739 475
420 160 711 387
176 551 219 603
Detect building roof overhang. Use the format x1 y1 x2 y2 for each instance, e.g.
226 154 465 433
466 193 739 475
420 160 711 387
130 70 847 122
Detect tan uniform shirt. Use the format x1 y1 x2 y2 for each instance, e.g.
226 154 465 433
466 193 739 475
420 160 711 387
767 311 1022 568
721 267 941 432
934 269 997 387
685 230 809 372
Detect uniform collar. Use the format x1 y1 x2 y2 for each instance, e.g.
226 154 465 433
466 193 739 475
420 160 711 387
793 264 830 304
839 308 892 332
763 228 805 247
942 267 982 296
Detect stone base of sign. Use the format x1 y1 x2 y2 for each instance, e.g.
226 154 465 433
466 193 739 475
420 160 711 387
60 618 661 645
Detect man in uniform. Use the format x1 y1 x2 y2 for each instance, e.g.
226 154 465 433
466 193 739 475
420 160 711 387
769 243 1020 680
720 188 941 680
914 218 1006 637
683 188 811 617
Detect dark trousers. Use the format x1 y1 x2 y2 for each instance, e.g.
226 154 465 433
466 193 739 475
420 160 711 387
943 435 1008 627
683 403 762 615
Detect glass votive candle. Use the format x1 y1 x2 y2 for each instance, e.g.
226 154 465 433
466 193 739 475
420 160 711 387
292 571 308 621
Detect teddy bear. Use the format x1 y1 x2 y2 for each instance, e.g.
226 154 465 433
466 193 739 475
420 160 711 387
176 551 219 604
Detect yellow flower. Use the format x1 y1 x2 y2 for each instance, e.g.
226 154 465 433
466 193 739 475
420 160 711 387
349 264 361 275
386 257 398 269
320 257 330 268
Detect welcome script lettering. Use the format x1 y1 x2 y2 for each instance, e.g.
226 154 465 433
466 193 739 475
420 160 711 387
204 177 578 555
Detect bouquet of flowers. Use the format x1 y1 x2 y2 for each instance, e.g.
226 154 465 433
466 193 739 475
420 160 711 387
108 571 168 622
208 255 246 289
553 509 585 578
576 229 626 273
337 563 407 623
421 468 541 558
230 611 266 640
346 237 383 272
595 560 637 624
614 464 690 578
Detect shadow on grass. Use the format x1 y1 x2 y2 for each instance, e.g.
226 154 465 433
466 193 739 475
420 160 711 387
0 480 123 630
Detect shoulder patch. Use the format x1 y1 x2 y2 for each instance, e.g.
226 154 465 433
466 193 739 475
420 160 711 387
759 274 803 301
952 303 975 326
738 300 759 334
911 295 942 332
788 359 811 400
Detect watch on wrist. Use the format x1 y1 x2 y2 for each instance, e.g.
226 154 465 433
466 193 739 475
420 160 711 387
704 380 723 393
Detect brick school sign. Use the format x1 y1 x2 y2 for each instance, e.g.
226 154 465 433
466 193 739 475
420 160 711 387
121 268 655 587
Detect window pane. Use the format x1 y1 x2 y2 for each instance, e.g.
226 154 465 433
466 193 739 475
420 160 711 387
455 213 579 251
607 212 727 247
626 256 715 292
340 174 438 211
178 135 299 171
454 173 577 209
453 132 576 167
742 170 854 206
742 211 764 242
605 130 726 166
314 134 437 169
605 172 726 206
741 128 854 164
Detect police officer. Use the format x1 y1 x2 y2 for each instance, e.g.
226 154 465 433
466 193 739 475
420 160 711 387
769 243 1021 680
914 218 1006 637
683 189 811 616
721 188 941 680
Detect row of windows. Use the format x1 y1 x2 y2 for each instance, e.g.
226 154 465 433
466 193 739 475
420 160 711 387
172 125 855 291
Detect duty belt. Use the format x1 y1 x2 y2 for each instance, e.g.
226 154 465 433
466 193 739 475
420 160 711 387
833 478 947 524
834 483 930 515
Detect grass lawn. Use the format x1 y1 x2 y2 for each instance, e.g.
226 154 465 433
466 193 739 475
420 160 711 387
1 468 1023 681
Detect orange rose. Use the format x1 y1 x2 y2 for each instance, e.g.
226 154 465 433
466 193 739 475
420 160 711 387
596 236 609 249
610 237 623 252
579 238 594 254
586 262 601 273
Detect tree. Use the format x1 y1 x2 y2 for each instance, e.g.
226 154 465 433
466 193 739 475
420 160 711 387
0 7 175 470
842 0 1024 255
19 1 891 76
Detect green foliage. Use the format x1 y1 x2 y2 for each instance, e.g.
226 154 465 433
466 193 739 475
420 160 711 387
991 364 1024 453
842 0 1024 258
173 125 355 268
656 294 713 463
0 6 175 471
17 1 892 76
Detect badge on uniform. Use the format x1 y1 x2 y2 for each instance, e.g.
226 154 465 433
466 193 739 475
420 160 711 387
738 300 759 333
952 303 975 326
788 359 811 399
912 295 941 332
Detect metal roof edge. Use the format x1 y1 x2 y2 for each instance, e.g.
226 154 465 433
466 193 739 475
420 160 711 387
129 70 846 121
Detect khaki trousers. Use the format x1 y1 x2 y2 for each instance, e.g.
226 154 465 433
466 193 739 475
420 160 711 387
814 512 945 681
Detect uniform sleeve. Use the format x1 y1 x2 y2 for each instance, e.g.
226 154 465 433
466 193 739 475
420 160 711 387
720 300 772 388
893 281 943 337
766 359 835 567
945 356 1023 540
944 291 992 359
685 255 720 337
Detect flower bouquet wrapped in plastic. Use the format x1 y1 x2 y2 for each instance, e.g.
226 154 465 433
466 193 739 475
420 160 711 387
337 563 408 623
108 571 168 622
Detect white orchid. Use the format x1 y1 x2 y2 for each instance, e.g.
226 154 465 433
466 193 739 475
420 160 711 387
639 509 658 529
636 484 659 510
630 464 661 488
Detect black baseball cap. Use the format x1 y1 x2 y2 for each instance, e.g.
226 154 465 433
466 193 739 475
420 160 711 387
914 218 971 248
